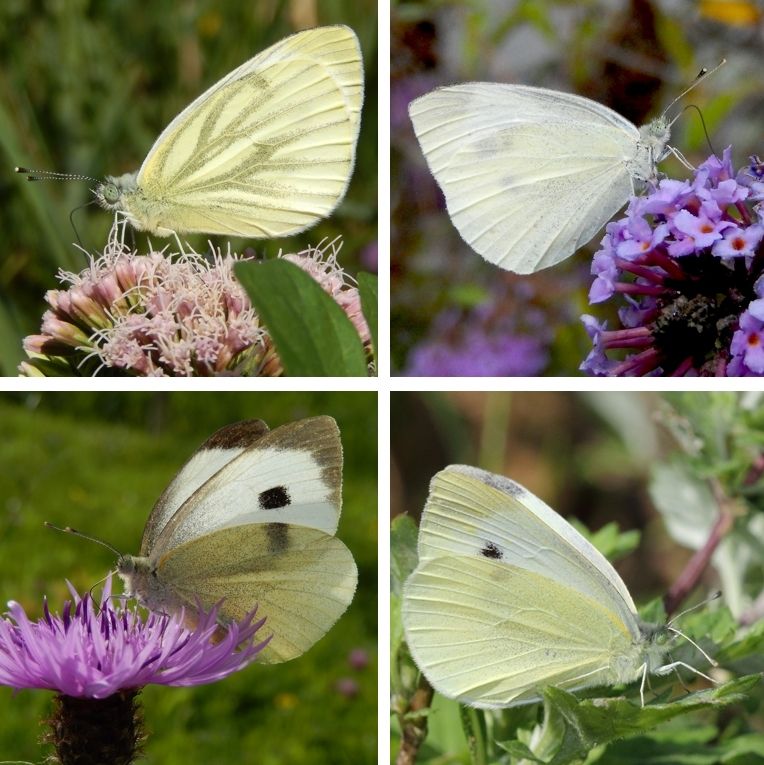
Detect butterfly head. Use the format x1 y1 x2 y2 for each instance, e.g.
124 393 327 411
94 172 138 212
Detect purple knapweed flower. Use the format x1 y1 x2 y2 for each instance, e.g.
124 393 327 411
0 577 269 698
0 577 269 763
581 149 764 376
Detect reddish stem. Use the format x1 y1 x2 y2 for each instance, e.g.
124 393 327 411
663 479 734 616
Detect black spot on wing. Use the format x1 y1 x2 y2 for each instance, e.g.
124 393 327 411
481 541 503 560
259 486 291 510
266 522 289 554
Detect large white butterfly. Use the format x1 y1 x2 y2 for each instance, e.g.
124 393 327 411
92 25 364 238
117 416 357 663
409 83 670 274
403 465 715 707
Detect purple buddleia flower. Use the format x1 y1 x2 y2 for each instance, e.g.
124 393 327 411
0 577 268 764
581 149 764 376
404 292 550 376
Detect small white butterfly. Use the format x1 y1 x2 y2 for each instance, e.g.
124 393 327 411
116 416 357 663
409 66 721 274
403 465 717 707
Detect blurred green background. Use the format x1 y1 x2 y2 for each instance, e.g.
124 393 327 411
0 0 378 375
392 0 764 375
0 391 377 764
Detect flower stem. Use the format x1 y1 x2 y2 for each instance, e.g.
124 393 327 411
395 675 434 765
663 479 734 616
45 690 144 765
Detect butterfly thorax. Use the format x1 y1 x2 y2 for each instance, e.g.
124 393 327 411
630 117 671 182
95 173 172 234
117 553 184 615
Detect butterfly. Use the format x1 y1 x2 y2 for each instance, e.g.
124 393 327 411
19 26 363 239
117 416 357 663
403 464 716 706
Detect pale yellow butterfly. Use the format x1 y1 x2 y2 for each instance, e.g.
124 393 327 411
403 465 716 707
19 26 363 240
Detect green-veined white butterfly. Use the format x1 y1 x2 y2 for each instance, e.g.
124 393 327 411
115 416 357 664
19 26 363 239
402 464 716 707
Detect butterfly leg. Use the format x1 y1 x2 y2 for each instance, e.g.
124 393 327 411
654 660 716 684
638 661 648 707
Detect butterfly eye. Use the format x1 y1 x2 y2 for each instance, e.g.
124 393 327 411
259 486 291 510
101 182 120 205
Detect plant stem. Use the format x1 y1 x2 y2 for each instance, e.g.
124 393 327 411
396 676 434 765
664 478 734 616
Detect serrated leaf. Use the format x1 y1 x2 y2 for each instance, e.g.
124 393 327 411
495 740 545 762
234 259 367 376
357 272 377 363
540 676 760 765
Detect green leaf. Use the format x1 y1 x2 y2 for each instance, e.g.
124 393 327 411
357 272 377 363
539 676 760 765
391 514 419 597
390 515 419 666
571 519 640 563
234 259 367 376
460 705 489 765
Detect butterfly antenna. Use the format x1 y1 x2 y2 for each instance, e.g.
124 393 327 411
664 59 726 126
668 591 722 625
15 167 98 183
44 522 122 556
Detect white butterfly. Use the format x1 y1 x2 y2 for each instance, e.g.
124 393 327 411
409 83 670 274
403 465 716 707
117 416 357 663
94 25 363 238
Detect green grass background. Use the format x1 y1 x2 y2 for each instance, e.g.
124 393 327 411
0 0 378 375
0 391 377 764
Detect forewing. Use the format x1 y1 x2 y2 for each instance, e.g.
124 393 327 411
403 556 635 707
409 83 639 273
146 416 342 556
417 465 639 631
142 419 270 554
136 25 363 237
158 524 357 663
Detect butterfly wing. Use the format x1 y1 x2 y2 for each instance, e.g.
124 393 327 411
403 555 638 707
142 416 341 556
157 523 357 663
409 83 640 273
133 25 363 237
416 465 640 632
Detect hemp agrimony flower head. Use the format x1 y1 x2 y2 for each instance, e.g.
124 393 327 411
581 149 764 376
20 222 371 377
0 576 268 763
